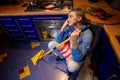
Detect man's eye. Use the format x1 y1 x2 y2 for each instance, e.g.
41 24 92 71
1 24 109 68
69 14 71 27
70 15 72 18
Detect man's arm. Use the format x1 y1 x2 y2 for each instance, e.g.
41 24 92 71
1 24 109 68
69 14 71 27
71 29 93 61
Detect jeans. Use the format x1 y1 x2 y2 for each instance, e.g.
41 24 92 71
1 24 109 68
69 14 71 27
48 41 84 73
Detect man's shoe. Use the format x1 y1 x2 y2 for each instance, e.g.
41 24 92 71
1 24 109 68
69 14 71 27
68 71 79 80
66 69 73 76
56 56 64 61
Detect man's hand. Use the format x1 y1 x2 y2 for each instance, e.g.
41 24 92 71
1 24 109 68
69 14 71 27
60 19 69 32
70 29 81 49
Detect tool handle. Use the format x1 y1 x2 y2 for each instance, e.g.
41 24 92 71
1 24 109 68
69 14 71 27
55 38 70 49
39 26 89 59
41 37 70 58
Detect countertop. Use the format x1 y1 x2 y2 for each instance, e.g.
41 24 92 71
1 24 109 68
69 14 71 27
0 0 120 25
0 4 69 16
103 24 120 63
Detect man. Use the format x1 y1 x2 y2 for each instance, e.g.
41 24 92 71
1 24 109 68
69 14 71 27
48 8 93 80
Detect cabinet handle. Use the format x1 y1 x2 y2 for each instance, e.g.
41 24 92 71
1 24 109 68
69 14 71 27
4 25 16 26
18 18 30 20
25 30 35 32
12 34 21 36
14 38 24 40
30 40 38 42
8 30 18 32
0 19 12 20
28 35 36 37
22 25 32 27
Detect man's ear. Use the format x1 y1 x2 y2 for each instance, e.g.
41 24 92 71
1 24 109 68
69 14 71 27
77 16 82 21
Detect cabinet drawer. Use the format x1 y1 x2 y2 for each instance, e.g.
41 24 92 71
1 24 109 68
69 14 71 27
7 30 22 35
7 29 19 32
27 37 39 42
0 18 17 25
21 25 33 27
29 39 39 42
3 24 16 27
14 38 24 41
27 35 37 38
17 18 34 25
24 31 37 35
11 33 22 37
24 30 35 33
21 25 35 30
4 26 18 30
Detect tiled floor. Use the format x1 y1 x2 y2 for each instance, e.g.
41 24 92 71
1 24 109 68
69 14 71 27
0 41 95 80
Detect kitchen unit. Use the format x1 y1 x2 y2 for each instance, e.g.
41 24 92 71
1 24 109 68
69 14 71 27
90 28 120 80
33 15 67 41
0 14 68 42
0 15 40 42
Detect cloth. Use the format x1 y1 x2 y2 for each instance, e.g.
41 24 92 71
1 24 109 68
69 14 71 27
48 41 84 73
60 41 72 61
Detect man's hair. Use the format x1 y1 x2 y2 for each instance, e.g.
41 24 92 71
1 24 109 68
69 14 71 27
69 8 86 24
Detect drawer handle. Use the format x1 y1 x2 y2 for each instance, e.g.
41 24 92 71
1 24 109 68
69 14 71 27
0 19 12 20
25 30 34 32
22 25 32 27
8 30 18 32
4 25 16 26
18 19 30 20
28 35 36 37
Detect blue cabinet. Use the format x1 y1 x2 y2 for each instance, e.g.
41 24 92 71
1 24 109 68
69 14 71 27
16 16 40 42
0 15 40 42
0 16 26 41
0 14 68 42
91 28 120 80
99 30 120 80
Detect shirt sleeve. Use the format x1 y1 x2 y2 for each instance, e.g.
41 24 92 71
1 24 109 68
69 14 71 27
56 27 73 43
71 29 93 61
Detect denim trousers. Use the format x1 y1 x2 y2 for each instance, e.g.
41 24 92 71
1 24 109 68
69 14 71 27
48 41 84 73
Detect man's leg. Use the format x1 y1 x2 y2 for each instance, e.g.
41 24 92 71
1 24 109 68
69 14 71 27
48 41 64 60
66 58 84 80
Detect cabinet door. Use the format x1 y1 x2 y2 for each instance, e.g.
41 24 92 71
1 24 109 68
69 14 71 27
99 40 120 80
91 30 120 80
33 15 67 41
0 16 26 41
16 16 40 42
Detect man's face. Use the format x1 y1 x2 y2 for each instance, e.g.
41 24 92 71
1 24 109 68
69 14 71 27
67 11 81 26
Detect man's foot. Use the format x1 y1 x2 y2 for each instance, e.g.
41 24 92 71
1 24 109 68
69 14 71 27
66 69 79 80
66 69 73 76
68 72 79 80
56 56 64 61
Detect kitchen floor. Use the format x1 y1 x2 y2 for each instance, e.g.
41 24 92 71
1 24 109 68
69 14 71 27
0 40 96 80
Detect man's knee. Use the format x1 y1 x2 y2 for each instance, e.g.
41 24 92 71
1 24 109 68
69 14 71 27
48 41 58 49
67 58 83 73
